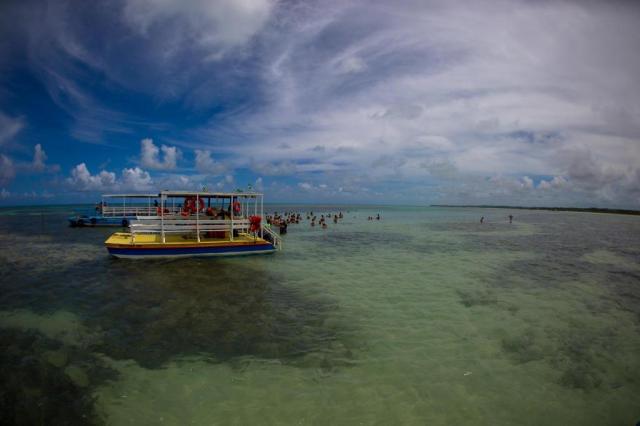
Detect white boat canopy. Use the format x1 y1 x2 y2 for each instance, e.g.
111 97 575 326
101 193 159 198
158 190 263 198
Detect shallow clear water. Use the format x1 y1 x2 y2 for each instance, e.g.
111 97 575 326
1 205 639 425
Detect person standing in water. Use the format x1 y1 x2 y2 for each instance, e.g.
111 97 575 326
480 216 484 224
509 214 513 224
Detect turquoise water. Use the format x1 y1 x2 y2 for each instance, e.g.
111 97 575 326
0 205 639 425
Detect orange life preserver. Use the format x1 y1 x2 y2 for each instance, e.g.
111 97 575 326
233 200 241 214
184 197 194 212
249 215 261 233
184 196 205 213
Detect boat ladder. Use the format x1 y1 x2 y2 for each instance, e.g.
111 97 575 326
262 225 283 250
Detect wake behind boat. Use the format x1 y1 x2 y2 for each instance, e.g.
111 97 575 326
104 190 282 259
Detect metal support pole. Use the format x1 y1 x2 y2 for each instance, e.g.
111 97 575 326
196 194 200 242
230 196 234 241
161 195 165 243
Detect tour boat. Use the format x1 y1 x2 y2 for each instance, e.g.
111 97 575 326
104 190 281 259
68 194 169 227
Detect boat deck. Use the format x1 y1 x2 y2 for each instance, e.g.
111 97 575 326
105 232 270 247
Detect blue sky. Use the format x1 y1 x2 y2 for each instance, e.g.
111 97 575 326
1 0 639 207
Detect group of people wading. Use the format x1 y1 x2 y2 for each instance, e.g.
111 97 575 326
265 210 382 234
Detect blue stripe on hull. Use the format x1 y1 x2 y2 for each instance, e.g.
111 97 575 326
107 243 275 258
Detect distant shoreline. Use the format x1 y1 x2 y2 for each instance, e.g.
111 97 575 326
431 205 640 216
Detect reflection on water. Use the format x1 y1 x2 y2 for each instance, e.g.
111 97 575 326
0 206 639 425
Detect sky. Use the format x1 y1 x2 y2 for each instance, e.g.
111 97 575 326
0 0 639 207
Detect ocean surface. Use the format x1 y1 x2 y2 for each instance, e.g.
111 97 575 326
0 205 639 425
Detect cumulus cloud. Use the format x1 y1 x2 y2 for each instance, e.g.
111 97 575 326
156 173 195 191
67 163 117 191
67 163 153 191
0 154 15 186
538 176 568 190
254 176 263 191
140 138 179 170
121 167 153 191
28 144 60 173
194 149 226 175
32 144 47 171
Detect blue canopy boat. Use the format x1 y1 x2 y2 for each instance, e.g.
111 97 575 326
68 193 166 227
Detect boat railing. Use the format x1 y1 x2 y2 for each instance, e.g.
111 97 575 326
101 206 181 217
261 225 283 250
129 218 253 243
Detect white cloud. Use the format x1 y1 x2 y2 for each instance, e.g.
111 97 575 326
67 163 117 191
188 0 640 206
140 138 179 170
250 160 297 176
121 167 153 191
335 56 366 75
157 173 195 191
254 177 263 191
66 163 154 192
538 176 568 190
194 149 226 175
0 188 10 199
0 154 15 186
32 144 47 171
122 0 274 60
0 113 25 146
5 0 640 206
